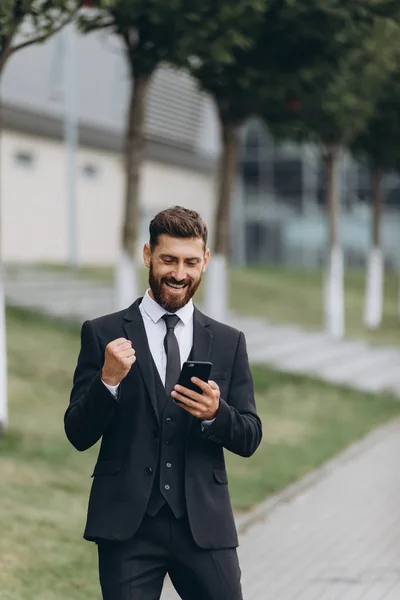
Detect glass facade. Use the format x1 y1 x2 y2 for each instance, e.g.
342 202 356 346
232 119 400 269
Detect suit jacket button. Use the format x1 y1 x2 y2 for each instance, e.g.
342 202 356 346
165 417 172 423
145 467 153 475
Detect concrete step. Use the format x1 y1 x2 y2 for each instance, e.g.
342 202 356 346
248 333 331 364
5 282 113 295
246 331 309 354
319 348 400 384
345 362 400 393
274 340 368 373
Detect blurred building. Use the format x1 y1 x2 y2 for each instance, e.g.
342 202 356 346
232 118 400 269
0 28 219 265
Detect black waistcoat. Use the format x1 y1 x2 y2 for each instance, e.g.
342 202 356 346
146 356 191 518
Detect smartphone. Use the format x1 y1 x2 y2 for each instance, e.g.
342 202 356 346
177 361 212 395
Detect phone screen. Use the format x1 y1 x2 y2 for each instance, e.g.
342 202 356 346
177 361 212 395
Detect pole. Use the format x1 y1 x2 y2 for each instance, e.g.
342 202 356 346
0 100 8 433
63 24 79 268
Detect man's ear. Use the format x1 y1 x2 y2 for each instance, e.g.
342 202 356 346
143 243 151 268
203 248 211 271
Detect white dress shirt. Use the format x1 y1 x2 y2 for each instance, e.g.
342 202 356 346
139 289 194 383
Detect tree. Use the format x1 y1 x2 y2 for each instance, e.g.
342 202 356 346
79 0 265 310
0 0 79 434
187 25 264 321
299 16 400 338
352 73 400 330
261 5 400 338
189 0 397 322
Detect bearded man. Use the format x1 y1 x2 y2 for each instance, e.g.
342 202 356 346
65 205 262 600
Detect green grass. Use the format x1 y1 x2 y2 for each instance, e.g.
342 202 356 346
227 366 400 509
0 307 400 598
34 262 399 346
230 265 400 347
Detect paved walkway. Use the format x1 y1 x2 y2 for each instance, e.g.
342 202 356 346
5 266 400 599
162 419 400 599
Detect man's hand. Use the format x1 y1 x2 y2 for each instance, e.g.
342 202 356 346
101 338 136 386
171 378 220 420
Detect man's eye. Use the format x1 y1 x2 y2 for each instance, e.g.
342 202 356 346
163 259 173 264
187 261 198 267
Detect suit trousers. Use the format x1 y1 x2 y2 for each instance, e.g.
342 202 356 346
97 505 243 600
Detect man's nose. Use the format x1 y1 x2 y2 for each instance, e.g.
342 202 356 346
173 264 186 281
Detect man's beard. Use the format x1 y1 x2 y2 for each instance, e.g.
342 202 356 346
149 262 202 312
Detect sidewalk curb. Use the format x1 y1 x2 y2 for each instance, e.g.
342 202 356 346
236 417 400 535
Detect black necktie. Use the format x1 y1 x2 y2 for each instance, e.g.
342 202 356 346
162 314 181 397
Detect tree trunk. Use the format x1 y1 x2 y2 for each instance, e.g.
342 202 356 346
0 54 8 77
214 120 241 257
115 248 140 312
325 146 340 248
0 277 8 435
372 164 383 248
398 280 400 322
0 99 8 434
324 145 345 339
364 164 384 329
0 40 13 77
205 119 241 322
115 72 151 310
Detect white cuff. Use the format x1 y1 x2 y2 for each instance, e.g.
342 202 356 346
102 380 120 398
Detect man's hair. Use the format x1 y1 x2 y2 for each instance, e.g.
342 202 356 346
149 206 208 250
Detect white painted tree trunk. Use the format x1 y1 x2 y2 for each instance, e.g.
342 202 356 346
364 247 383 330
114 250 139 311
398 278 400 320
0 277 8 433
324 245 345 339
204 254 228 323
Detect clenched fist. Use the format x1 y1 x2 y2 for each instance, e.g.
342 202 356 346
101 338 136 386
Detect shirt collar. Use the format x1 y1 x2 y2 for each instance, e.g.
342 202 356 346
141 289 194 325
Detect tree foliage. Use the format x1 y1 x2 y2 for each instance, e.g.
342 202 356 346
0 0 80 74
190 1 398 126
79 0 265 77
274 7 400 148
352 72 400 169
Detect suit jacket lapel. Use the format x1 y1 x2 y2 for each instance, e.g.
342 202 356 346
192 306 213 362
123 299 159 422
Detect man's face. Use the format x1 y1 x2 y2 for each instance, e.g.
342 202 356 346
143 234 210 312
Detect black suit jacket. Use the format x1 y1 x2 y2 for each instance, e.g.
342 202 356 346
65 299 262 549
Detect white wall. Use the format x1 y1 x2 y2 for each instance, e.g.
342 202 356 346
0 130 216 265
2 29 220 159
139 160 216 254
